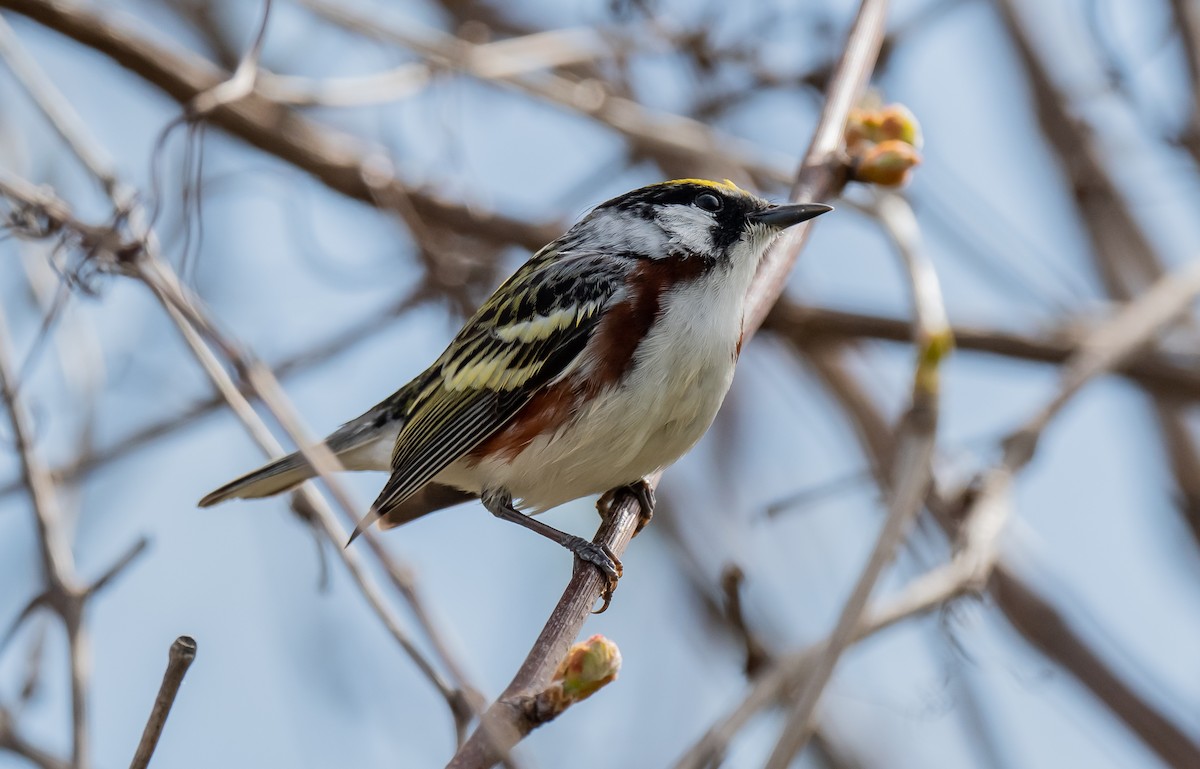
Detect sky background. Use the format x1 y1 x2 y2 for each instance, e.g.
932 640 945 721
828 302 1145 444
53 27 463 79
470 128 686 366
2 0 1199 767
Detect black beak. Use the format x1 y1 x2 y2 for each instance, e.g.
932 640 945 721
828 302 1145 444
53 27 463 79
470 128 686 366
749 202 833 228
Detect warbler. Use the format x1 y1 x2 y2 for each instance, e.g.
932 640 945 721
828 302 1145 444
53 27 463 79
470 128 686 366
200 179 830 590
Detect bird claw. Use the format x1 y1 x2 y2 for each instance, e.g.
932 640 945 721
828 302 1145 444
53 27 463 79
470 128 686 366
565 535 622 613
599 480 655 534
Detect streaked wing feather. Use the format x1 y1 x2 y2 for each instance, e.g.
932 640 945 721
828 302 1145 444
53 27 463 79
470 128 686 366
358 249 629 531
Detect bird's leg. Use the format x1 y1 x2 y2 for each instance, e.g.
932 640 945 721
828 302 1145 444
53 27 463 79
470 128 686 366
598 478 656 534
481 489 622 601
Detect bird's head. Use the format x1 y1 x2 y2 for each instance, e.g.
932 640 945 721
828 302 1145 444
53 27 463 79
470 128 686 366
565 179 831 272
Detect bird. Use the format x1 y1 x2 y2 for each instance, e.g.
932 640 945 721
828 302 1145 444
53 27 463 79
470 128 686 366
199 179 830 596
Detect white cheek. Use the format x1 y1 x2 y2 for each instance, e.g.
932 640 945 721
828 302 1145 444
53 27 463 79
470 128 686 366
576 214 665 255
654 206 716 255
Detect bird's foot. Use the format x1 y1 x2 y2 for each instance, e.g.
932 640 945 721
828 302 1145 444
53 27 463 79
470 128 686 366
564 534 622 613
599 479 656 534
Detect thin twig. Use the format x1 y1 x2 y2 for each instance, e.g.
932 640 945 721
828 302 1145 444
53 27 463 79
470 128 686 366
0 0 559 252
0 166 479 746
761 303 1200 401
674 519 996 769
765 190 949 768
257 27 610 107
791 274 1200 769
0 705 69 769
0 302 90 769
142 271 475 733
0 24 489 739
295 0 795 187
128 636 196 769
186 0 271 117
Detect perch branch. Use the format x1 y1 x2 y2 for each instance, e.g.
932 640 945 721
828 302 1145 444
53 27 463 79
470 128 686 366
448 0 890 766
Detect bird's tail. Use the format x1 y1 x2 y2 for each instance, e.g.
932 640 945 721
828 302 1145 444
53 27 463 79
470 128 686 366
198 452 314 507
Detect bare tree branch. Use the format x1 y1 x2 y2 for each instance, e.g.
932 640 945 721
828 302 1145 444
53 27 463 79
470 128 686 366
185 0 271 118
766 190 950 767
993 0 1200 548
0 705 69 769
794 334 1200 769
0 299 90 769
764 304 1200 401
295 0 796 187
257 27 613 107
0 0 559 252
447 1 890 766
128 636 196 769
0 17 494 741
0 168 481 745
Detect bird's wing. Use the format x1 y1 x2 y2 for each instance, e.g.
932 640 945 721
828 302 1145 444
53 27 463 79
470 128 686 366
348 248 628 540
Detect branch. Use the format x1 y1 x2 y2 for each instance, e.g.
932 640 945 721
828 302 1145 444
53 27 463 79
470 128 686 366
128 636 196 769
257 27 612 107
0 0 558 252
295 0 796 187
0 170 478 744
674 487 1002 769
141 258 480 737
742 0 889 337
763 303 1200 401
0 705 69 769
0 300 90 769
448 1 891 766
788 277 1200 768
765 190 950 767
185 0 271 117
993 0 1200 546
0 17 492 736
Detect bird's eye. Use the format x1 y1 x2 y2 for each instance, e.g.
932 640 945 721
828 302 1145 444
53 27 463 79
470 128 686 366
695 192 723 213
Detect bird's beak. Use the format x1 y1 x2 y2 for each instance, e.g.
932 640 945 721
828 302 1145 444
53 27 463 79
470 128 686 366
749 203 833 228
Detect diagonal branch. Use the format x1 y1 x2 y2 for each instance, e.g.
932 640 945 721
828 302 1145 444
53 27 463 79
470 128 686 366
766 190 949 768
0 301 90 769
0 0 559 252
446 1 891 767
993 0 1200 549
789 270 1200 769
0 18 493 741
0 168 480 746
763 303 1200 401
0 705 69 769
257 27 613 107
128 636 196 769
295 0 796 187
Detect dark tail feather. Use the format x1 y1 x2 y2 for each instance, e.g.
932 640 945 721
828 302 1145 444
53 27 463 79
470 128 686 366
346 483 476 545
198 452 314 507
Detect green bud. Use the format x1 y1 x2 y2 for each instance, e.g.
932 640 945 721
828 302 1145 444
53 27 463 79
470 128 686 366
554 634 622 701
854 140 923 187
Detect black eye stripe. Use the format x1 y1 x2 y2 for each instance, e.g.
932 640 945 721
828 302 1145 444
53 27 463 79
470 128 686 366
696 192 723 212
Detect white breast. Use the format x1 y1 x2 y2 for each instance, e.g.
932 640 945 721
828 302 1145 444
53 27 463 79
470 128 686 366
440 264 750 511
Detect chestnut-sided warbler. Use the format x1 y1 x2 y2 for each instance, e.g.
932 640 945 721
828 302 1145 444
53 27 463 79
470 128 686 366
200 179 830 590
